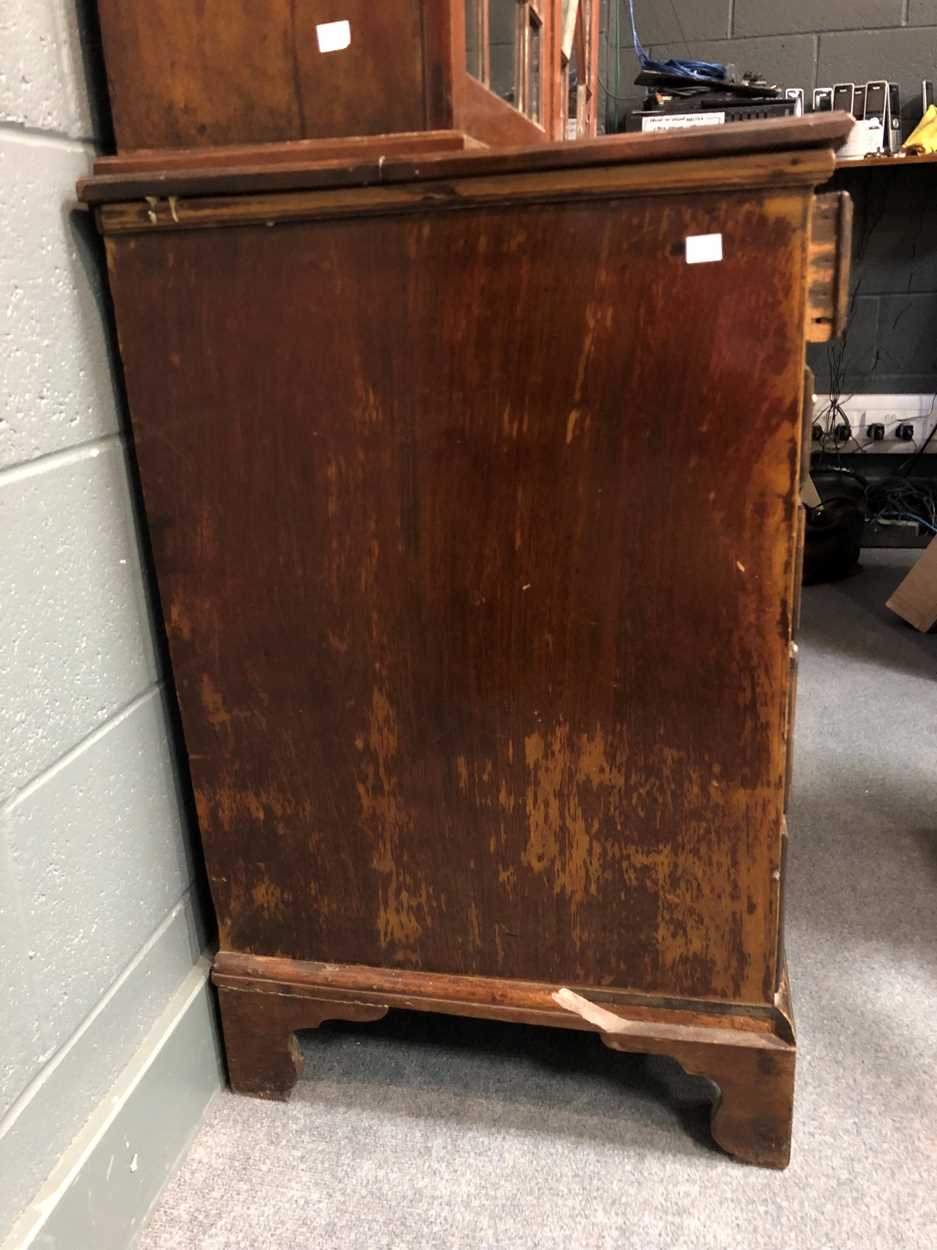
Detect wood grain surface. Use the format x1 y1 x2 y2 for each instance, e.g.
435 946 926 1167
89 150 834 236
216 965 795 1165
93 131 477 177
806 191 853 341
79 113 851 206
107 179 812 1005
212 950 796 1038
96 0 436 150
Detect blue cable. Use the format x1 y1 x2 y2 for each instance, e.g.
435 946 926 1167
627 0 727 82
876 511 937 534
627 0 650 63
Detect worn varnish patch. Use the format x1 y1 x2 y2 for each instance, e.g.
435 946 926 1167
108 186 803 1003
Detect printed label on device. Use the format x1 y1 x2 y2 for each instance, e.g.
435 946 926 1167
642 112 726 131
685 233 724 264
316 20 351 52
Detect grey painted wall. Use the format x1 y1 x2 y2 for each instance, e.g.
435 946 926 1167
0 1 210 1238
603 2 937 393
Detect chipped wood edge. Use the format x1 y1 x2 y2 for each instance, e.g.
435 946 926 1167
212 952 795 1048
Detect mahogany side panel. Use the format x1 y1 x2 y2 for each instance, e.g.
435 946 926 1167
105 182 810 1005
96 0 431 151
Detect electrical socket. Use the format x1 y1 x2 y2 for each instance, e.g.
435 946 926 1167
812 394 937 453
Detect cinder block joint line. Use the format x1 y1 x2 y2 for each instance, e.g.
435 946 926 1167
0 434 122 487
0 887 198 1141
0 121 96 152
1 684 163 818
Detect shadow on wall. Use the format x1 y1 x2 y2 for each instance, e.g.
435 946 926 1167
72 0 114 149
64 204 218 947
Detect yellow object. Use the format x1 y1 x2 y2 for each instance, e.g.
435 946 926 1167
902 104 937 154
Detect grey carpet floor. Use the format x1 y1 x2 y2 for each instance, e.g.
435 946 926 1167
138 549 937 1250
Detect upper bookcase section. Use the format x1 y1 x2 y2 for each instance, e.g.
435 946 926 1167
94 0 600 157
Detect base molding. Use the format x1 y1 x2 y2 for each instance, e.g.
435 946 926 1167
2 963 223 1250
213 952 796 1168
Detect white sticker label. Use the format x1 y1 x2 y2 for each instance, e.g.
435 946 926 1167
685 233 723 265
316 19 351 52
642 111 725 131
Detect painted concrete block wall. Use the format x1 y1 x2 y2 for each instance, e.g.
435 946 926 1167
0 1 211 1239
605 2 937 393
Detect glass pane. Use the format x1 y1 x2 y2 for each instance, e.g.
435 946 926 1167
489 0 518 106
567 58 579 136
561 0 579 60
465 0 481 79
527 16 541 122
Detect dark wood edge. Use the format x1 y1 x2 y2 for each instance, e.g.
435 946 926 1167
92 148 835 235
212 951 795 1047
425 0 459 131
836 150 937 170
94 131 476 175
774 955 795 1034
806 190 853 343
459 74 548 148
832 192 853 338
78 112 853 205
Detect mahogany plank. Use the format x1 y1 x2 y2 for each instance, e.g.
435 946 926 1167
79 113 852 206
92 132 477 177
105 183 809 1003
806 191 854 342
88 151 834 236
212 951 795 1037
460 75 548 148
96 0 433 150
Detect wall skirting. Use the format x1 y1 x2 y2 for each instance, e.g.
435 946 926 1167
2 961 223 1250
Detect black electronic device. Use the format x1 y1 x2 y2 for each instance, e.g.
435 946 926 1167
864 80 889 153
853 84 866 118
833 83 855 113
865 80 888 125
925 81 935 112
889 84 904 151
888 83 902 151
625 98 795 133
813 87 833 112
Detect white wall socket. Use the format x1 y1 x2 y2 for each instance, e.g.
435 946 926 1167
813 394 937 454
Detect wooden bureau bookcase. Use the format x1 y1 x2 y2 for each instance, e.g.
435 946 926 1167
92 0 600 162
81 114 852 1168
